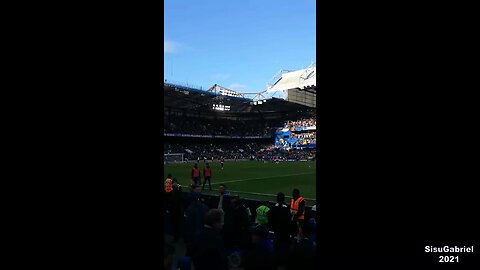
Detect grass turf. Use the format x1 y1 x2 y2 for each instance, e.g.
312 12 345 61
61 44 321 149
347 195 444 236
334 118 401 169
164 160 316 204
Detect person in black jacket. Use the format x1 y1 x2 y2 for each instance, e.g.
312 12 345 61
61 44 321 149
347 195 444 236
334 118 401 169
184 192 208 257
222 195 251 249
192 209 228 270
267 192 292 267
216 184 231 210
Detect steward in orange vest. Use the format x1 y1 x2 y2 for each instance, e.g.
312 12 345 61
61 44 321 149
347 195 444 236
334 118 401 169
290 188 306 222
192 163 201 185
165 174 173 193
202 163 212 191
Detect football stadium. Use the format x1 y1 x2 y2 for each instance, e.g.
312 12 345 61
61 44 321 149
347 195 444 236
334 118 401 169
163 1 316 269
163 65 317 270
163 65 317 204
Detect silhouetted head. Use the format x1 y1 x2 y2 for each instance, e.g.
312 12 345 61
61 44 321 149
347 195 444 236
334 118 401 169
230 195 241 207
219 184 226 195
251 224 269 243
292 188 300 199
205 209 224 230
277 192 285 204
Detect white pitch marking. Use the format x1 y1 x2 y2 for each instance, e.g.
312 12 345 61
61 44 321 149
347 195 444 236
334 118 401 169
213 171 315 184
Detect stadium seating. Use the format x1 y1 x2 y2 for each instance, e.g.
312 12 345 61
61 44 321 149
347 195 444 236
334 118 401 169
164 115 283 137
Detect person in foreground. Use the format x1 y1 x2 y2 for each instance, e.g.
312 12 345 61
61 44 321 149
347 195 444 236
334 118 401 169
268 192 291 267
192 209 228 270
243 224 275 270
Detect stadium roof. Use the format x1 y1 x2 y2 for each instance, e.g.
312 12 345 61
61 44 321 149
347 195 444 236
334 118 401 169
164 82 313 115
267 64 316 94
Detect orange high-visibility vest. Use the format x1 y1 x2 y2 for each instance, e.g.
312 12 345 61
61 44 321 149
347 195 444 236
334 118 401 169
165 178 173 193
192 168 200 177
204 167 211 177
290 197 305 220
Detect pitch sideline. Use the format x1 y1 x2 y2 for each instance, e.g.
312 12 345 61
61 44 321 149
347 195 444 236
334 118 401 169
213 171 315 184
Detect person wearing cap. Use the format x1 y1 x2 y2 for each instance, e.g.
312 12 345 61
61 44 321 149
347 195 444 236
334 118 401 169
243 224 275 270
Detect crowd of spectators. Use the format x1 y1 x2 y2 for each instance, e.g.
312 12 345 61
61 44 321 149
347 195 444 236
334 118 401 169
283 116 316 129
289 132 316 146
258 148 316 161
164 182 317 270
164 142 271 161
164 141 316 162
165 115 282 137
282 148 316 160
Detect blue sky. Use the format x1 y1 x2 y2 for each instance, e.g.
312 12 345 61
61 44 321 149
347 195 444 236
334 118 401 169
164 0 316 94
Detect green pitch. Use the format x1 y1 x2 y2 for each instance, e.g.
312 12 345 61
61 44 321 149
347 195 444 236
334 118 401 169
164 160 316 204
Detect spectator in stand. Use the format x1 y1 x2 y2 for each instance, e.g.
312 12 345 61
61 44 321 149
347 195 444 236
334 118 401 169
184 191 209 257
170 178 183 242
267 192 292 267
164 114 280 137
183 184 195 209
290 188 306 236
164 142 272 161
192 163 201 186
222 195 251 249
216 184 230 210
192 209 228 270
202 163 212 191
243 224 275 270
